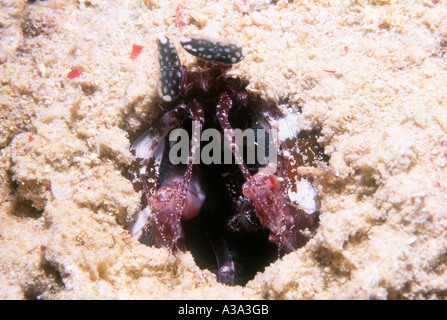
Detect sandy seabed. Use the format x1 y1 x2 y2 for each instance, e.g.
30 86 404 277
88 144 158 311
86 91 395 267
0 0 446 299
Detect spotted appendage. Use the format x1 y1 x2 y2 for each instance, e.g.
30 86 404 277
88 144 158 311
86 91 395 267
157 36 183 102
180 36 246 64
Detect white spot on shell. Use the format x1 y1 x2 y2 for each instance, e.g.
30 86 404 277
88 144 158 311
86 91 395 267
288 179 318 214
158 35 168 44
179 36 192 43
163 95 173 102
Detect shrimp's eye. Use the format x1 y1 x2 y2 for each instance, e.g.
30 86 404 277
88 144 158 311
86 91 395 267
180 36 246 64
157 36 182 102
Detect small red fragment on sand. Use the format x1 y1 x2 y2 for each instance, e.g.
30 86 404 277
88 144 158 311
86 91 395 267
323 70 336 74
28 135 35 142
344 46 349 54
130 44 144 59
67 69 83 79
